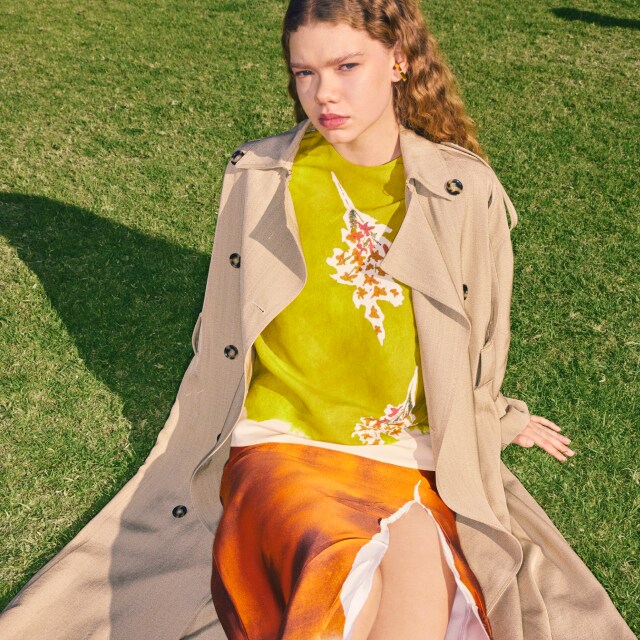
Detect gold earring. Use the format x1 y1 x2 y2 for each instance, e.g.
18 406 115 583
394 62 407 82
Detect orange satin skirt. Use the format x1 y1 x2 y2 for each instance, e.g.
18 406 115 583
211 442 493 640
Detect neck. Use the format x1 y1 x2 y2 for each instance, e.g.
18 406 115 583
331 110 401 167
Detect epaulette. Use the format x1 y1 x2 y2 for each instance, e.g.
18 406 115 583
229 133 274 164
440 142 519 230
229 136 264 165
437 141 493 171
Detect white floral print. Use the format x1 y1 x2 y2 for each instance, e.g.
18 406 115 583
326 172 404 346
352 365 422 444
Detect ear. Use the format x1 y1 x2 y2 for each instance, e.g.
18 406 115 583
391 40 408 82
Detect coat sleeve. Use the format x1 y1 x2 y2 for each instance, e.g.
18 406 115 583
487 172 532 450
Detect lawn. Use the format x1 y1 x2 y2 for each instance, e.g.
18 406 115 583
1 0 638 632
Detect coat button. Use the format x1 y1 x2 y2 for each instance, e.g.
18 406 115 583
224 344 239 359
172 505 188 518
229 252 241 268
230 149 245 165
463 283 469 299
445 178 463 195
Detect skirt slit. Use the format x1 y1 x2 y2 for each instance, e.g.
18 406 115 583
340 479 491 640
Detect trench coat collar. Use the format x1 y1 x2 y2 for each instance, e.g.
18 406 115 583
233 117 458 202
234 118 469 328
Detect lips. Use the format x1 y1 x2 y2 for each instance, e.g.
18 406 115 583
318 113 349 129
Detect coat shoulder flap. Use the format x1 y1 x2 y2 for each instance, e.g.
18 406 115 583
436 141 518 231
437 140 491 170
435 141 497 210
228 121 310 170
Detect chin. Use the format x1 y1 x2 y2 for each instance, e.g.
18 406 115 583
314 125 359 145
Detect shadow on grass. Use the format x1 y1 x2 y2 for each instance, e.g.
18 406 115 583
552 8 640 29
0 192 211 607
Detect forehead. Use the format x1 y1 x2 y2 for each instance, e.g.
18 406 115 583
288 22 387 65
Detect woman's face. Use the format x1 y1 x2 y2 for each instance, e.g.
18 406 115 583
289 21 404 164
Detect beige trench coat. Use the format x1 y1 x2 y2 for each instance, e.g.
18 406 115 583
1 119 634 640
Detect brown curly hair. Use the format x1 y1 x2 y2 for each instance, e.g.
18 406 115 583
281 0 487 161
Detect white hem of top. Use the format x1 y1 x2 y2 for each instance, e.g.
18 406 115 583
230 419 435 470
340 480 491 640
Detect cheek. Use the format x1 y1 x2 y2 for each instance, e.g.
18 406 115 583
349 71 392 108
293 79 303 96
295 80 314 105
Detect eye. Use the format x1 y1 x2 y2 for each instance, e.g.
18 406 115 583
293 62 359 78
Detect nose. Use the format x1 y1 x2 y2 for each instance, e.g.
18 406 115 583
314 72 339 105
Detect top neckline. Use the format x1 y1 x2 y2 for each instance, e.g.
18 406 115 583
307 130 403 170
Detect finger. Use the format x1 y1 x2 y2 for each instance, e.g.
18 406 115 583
530 415 563 433
536 437 567 462
532 430 576 461
530 421 572 445
514 425 554 448
513 424 574 456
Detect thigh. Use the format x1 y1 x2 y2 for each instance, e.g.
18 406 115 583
369 502 457 640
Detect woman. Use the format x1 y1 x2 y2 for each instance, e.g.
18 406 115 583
200 1 635 639
0 1 634 639
209 3 540 640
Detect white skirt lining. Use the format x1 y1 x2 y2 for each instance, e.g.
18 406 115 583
340 479 491 640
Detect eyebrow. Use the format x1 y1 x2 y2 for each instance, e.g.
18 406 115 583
289 51 365 69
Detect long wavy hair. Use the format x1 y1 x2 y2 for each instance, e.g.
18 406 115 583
281 0 487 160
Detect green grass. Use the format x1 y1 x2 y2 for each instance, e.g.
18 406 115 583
1 0 638 631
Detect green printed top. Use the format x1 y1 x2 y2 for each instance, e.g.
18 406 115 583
231 129 434 469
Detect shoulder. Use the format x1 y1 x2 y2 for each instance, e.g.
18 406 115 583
437 142 498 194
436 141 513 216
436 141 492 170
226 120 309 168
215 121 309 213
433 140 519 231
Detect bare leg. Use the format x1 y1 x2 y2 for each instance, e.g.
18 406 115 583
349 566 382 640
351 503 457 640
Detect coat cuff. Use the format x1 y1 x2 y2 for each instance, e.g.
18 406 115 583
496 393 531 450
